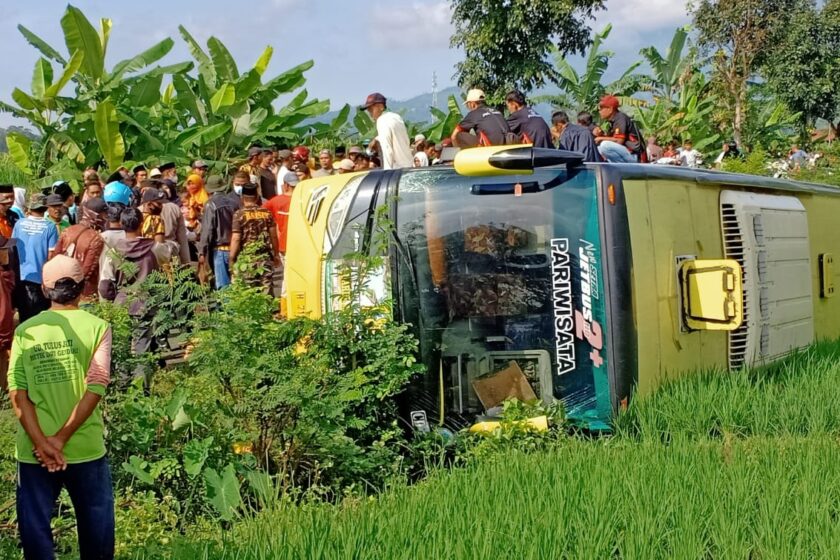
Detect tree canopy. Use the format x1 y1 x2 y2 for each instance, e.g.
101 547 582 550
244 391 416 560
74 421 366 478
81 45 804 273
449 0 604 102
761 0 840 135
690 0 801 144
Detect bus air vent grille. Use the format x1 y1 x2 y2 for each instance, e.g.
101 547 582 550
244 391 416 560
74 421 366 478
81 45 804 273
721 203 749 369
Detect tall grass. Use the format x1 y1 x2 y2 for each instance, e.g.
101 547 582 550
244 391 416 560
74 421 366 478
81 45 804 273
615 340 840 440
131 340 840 560
156 437 840 559
0 153 29 186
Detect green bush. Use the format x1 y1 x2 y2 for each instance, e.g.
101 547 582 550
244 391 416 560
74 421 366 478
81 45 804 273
720 146 771 176
188 280 424 499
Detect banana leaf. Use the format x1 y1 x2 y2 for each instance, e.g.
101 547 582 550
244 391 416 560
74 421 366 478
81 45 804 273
61 5 104 80
94 98 125 169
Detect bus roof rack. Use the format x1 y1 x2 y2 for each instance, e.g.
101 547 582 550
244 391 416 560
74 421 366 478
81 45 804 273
454 145 585 177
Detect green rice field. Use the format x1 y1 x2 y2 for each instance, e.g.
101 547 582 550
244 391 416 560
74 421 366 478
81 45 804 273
152 341 840 559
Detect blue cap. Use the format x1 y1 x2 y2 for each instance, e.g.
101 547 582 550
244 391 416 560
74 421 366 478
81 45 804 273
103 181 132 206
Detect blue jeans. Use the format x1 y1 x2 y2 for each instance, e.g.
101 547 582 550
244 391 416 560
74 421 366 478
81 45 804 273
598 140 637 163
213 249 231 289
17 457 114 560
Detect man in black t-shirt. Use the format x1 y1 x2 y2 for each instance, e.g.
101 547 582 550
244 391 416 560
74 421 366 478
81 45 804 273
450 89 511 147
504 90 553 148
594 95 644 163
551 111 601 162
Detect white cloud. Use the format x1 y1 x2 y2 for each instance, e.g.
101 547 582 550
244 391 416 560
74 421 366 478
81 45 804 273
369 1 453 49
599 0 690 32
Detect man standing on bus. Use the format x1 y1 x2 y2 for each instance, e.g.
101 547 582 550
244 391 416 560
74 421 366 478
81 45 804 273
361 92 413 170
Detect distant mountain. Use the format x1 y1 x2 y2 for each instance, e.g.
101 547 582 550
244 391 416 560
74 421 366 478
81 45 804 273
320 86 464 125
319 85 558 127
0 126 39 152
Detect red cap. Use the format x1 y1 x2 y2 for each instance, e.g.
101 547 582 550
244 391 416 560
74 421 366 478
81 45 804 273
361 92 387 110
292 146 310 162
599 95 620 110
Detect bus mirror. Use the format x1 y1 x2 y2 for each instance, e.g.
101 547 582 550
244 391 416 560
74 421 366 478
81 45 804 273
454 145 585 177
679 259 743 331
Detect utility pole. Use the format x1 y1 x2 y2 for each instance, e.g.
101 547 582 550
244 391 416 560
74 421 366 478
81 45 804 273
432 71 438 109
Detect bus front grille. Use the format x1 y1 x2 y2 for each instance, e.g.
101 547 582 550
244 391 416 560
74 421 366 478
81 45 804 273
721 203 749 370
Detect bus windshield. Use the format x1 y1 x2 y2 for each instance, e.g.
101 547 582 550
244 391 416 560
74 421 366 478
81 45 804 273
395 166 611 429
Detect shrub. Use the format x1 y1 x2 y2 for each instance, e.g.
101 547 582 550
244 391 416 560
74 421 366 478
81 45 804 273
187 280 424 499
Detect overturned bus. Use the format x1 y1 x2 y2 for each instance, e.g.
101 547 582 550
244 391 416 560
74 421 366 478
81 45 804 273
284 146 840 431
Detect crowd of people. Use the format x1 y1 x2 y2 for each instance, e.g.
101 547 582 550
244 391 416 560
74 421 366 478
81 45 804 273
0 87 772 560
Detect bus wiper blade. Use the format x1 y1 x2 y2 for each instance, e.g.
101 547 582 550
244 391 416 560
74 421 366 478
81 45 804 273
471 181 542 195
470 169 580 195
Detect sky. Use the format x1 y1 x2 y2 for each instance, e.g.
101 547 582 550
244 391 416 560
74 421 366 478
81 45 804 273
0 0 690 127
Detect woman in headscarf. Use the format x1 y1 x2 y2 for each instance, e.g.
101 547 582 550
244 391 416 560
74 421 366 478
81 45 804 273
182 173 209 242
414 151 430 167
11 188 26 220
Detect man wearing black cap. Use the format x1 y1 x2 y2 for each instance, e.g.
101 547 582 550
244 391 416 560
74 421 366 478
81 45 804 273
139 188 166 244
46 194 71 234
47 181 77 225
157 162 179 202
197 175 241 290
52 198 108 299
12 194 58 321
133 165 148 184
361 92 413 169
143 177 191 263
229 183 279 291
0 185 20 237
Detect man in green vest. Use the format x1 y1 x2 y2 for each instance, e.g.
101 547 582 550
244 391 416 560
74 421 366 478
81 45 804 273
7 255 114 560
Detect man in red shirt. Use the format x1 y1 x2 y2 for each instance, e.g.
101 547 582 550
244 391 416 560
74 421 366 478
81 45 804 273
263 172 299 255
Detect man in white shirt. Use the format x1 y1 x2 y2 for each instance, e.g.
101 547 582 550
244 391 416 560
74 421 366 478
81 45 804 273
361 93 413 170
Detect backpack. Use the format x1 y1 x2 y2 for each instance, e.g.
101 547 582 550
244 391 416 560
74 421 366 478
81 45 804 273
61 226 96 259
625 117 647 159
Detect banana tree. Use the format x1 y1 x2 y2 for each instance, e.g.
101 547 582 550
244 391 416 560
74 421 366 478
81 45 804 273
741 86 801 152
633 71 721 153
421 95 464 143
638 26 696 104
1 4 192 179
167 27 332 167
536 24 644 114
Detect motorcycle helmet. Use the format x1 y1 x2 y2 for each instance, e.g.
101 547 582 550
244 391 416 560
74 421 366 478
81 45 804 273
103 181 133 206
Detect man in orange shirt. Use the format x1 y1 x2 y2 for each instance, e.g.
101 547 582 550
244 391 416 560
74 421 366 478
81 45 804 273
262 171 299 255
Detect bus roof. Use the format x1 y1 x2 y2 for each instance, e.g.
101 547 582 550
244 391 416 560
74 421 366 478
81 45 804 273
590 163 840 197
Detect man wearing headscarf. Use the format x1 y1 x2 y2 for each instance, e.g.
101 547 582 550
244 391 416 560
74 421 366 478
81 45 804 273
52 198 108 299
413 152 430 167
